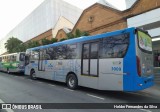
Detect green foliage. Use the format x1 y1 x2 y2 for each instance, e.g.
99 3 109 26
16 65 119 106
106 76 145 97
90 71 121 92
41 38 57 45
66 33 75 39
26 41 41 48
66 29 89 39
59 38 68 42
51 38 58 43
5 37 23 53
81 31 89 36
41 38 51 45
14 43 27 52
75 29 82 37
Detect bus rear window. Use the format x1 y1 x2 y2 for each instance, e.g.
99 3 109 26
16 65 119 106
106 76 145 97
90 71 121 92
137 31 152 52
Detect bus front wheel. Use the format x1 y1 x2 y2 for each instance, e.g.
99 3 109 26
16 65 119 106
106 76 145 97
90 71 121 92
30 70 37 80
66 74 78 90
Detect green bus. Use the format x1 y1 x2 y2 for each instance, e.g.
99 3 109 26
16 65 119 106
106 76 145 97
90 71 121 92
0 52 25 73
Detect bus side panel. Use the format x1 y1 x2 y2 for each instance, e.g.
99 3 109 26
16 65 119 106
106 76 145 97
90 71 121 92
98 59 123 91
26 59 82 83
44 59 81 83
123 29 137 91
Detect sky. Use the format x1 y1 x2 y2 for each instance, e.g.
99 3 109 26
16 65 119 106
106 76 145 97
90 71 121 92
0 0 126 40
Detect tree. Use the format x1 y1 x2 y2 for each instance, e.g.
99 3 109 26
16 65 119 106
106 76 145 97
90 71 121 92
41 38 58 45
5 37 23 53
59 38 68 42
26 41 41 48
41 38 52 45
66 32 75 39
51 38 58 43
14 43 27 52
5 37 58 53
66 29 89 39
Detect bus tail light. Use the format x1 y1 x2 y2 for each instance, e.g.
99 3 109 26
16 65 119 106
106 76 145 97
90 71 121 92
136 56 141 77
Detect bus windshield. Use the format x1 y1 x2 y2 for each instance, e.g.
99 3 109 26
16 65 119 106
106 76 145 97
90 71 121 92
137 31 152 52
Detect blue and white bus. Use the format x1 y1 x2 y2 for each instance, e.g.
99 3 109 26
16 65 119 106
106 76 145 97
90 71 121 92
25 27 154 91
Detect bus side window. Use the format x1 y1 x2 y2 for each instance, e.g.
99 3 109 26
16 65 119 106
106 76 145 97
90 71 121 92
56 45 67 60
67 44 78 59
83 44 89 59
43 49 48 60
90 42 98 59
99 33 129 58
30 50 39 60
45 47 56 60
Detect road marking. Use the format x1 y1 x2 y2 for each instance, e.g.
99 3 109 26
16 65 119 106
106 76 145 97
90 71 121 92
64 88 74 91
140 109 152 112
0 99 14 112
87 94 105 100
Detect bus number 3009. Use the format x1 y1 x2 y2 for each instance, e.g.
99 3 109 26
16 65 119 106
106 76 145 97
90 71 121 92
112 67 121 71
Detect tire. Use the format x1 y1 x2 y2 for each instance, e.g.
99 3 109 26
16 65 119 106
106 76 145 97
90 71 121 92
30 70 37 80
66 74 78 90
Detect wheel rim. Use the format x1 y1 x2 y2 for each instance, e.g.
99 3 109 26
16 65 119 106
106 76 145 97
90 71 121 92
69 77 75 87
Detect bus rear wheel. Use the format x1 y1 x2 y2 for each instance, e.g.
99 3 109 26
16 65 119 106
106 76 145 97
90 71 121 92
30 70 37 80
67 74 78 90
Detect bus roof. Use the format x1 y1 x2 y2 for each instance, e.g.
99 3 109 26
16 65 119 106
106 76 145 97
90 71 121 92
28 27 136 51
0 52 25 57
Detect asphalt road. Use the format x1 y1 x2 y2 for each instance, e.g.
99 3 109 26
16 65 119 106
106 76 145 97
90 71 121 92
0 72 160 112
